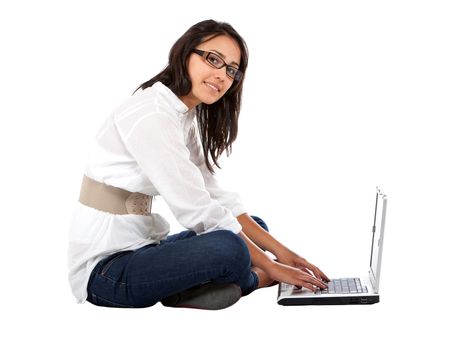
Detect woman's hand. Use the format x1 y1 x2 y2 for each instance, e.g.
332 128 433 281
274 246 330 285
266 260 328 291
237 229 329 290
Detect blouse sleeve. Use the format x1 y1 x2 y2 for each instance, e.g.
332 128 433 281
187 122 246 218
115 110 242 234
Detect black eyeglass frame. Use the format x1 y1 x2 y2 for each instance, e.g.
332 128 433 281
192 49 243 81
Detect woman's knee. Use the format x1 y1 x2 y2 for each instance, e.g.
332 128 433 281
206 230 251 270
250 215 269 232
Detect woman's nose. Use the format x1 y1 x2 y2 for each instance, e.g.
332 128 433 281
213 66 227 80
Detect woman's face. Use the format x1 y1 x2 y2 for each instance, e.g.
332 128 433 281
181 34 241 109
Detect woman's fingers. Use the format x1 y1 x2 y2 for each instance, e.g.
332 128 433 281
299 282 315 292
302 260 331 283
317 268 330 282
297 270 327 290
300 267 314 277
296 265 328 288
309 267 328 283
270 261 328 291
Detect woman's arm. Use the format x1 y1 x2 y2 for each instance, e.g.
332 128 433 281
238 230 328 291
237 213 330 288
118 111 242 234
237 213 284 254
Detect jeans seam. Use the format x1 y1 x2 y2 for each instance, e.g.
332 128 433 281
91 292 135 308
97 274 127 286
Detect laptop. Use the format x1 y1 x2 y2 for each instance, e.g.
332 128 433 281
277 187 387 305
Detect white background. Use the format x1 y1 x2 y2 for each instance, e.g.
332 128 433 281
1 0 448 335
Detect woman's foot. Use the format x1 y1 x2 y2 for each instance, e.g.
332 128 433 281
161 283 241 310
252 266 279 288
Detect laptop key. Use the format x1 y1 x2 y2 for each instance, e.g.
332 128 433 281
323 278 369 294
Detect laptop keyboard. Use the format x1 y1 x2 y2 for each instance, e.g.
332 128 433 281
318 278 368 294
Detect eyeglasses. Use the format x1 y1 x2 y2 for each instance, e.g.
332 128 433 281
192 49 243 81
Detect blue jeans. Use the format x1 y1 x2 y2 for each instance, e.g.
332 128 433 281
87 215 268 308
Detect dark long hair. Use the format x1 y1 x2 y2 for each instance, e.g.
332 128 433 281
134 19 249 174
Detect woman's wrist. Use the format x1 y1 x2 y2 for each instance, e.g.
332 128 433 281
273 244 292 260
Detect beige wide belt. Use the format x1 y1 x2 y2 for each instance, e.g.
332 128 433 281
79 175 152 215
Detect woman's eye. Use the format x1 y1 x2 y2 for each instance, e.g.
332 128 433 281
207 54 222 66
227 67 237 76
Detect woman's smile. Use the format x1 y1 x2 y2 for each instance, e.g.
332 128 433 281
204 81 221 93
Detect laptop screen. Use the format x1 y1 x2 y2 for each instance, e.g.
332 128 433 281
369 188 387 292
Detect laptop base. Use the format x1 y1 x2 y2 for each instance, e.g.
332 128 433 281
277 294 379 306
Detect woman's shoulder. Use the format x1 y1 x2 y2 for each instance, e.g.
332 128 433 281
113 82 187 122
111 87 171 123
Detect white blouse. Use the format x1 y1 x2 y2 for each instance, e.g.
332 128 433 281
68 82 245 303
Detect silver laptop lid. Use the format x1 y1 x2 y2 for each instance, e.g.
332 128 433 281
369 187 387 293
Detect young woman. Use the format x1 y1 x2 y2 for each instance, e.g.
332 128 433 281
68 19 329 310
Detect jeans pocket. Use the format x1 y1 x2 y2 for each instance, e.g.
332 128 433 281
100 251 130 276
